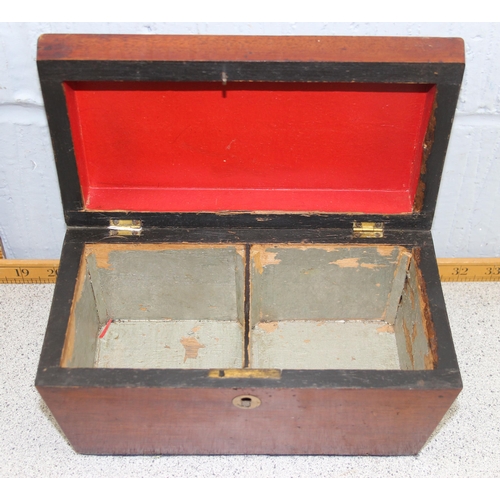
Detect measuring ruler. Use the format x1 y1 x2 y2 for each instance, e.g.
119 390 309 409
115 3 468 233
1 258 500 284
438 258 500 282
0 260 59 284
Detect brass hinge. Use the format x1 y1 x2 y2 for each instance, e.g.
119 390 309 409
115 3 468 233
108 219 142 236
352 222 384 238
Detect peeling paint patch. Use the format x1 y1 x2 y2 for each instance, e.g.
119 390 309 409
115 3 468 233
377 246 396 257
251 247 281 274
258 321 278 333
360 262 386 269
409 285 415 308
191 326 201 333
424 350 435 370
301 268 317 275
412 323 418 343
180 337 205 362
295 245 339 252
235 247 246 260
329 257 359 268
377 324 394 334
87 246 114 270
403 320 414 368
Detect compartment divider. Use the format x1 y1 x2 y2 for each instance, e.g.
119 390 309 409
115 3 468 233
244 244 251 368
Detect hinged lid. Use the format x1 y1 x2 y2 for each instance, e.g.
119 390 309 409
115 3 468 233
37 34 464 230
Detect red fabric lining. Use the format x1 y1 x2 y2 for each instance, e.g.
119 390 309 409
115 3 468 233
64 82 435 213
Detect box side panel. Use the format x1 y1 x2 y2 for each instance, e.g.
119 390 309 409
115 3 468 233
384 249 412 323
394 257 436 370
61 256 100 368
86 253 109 324
38 386 459 455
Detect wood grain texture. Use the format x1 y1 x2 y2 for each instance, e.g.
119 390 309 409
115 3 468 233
38 385 460 455
37 34 465 64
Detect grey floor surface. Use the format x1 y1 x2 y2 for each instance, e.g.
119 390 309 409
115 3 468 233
0 282 499 477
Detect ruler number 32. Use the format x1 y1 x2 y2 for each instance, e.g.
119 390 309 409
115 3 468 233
452 267 468 276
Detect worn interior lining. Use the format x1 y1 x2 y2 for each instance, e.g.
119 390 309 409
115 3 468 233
61 243 436 371
249 245 413 370
61 244 246 369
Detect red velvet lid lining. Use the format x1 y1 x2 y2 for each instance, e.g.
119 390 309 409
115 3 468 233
64 81 436 214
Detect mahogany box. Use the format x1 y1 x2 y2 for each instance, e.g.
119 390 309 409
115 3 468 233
35 34 464 455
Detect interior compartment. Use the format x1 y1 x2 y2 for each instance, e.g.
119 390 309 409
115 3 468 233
62 244 246 369
249 245 436 370
62 243 436 371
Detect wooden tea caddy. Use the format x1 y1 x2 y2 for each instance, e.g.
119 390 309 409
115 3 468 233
36 34 464 455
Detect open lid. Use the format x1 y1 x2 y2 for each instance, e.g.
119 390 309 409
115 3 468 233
37 35 464 230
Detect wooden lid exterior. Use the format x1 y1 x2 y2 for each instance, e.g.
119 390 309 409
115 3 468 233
38 34 464 64
37 34 464 229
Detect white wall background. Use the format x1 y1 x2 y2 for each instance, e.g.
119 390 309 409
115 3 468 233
0 22 499 259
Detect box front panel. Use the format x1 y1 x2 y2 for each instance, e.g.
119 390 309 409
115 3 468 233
38 385 460 455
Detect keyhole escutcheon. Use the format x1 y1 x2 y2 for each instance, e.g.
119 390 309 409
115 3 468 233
232 394 261 409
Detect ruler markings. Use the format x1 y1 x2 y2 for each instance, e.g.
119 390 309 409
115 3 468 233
1 258 500 284
438 258 500 282
0 260 59 284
